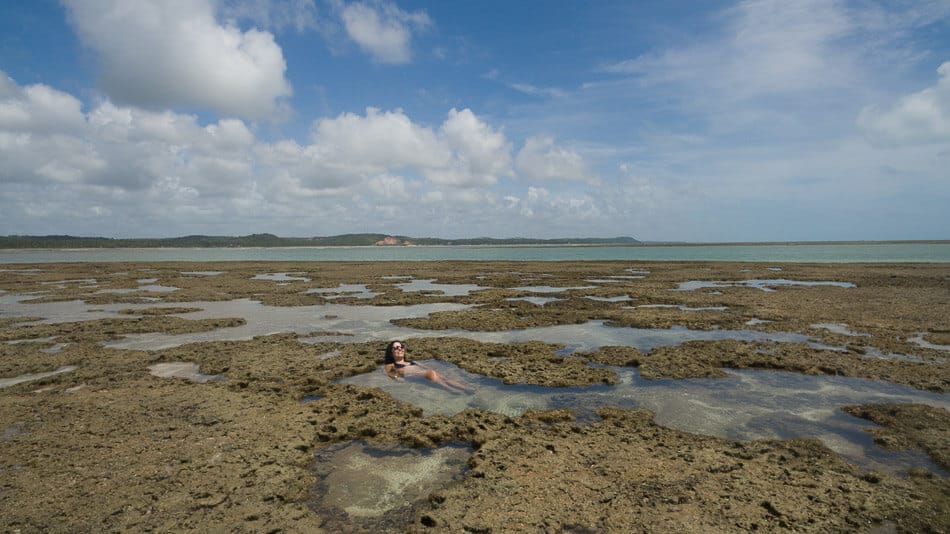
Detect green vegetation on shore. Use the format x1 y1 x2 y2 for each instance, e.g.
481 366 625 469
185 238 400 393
0 233 641 249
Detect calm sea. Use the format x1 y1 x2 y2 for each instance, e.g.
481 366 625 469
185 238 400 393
0 243 948 263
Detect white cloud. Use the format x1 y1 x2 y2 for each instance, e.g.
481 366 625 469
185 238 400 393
509 83 567 99
64 0 291 119
1 68 531 238
602 0 857 102
433 108 512 187
0 73 86 133
312 107 448 172
857 61 950 146
312 107 511 188
220 0 320 33
367 173 412 200
339 1 430 64
515 135 589 182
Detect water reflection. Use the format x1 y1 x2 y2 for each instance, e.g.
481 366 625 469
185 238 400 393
395 279 488 296
103 299 472 350
585 295 634 302
513 285 596 293
340 362 949 475
633 304 728 311
909 333 950 352
311 441 470 531
0 365 77 389
811 323 871 337
3 293 822 354
253 272 311 282
305 284 378 299
147 362 226 383
505 296 562 306
674 279 856 292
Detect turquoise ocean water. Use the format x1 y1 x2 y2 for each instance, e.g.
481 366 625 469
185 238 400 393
0 242 947 263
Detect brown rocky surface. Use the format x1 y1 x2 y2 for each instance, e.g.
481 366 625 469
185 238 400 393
1 261 948 532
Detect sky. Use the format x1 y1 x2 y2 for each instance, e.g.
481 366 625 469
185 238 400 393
1 0 948 242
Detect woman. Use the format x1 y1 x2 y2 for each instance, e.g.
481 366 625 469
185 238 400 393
383 341 472 393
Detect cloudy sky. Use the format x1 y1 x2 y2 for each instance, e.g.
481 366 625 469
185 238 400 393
1 0 948 242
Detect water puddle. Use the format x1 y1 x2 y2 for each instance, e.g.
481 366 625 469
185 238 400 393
858 347 942 364
181 271 223 276
1 292 867 357
310 441 470 531
1 295 140 324
340 362 948 476
147 362 226 383
585 295 634 303
103 299 472 350
674 279 856 292
505 296 562 306
85 278 180 294
633 304 728 311
0 365 77 389
41 278 98 287
449 320 815 354
908 333 950 352
812 323 871 337
5 336 69 353
512 285 596 293
315 350 342 360
306 284 378 299
96 284 179 294
395 279 488 297
253 272 311 282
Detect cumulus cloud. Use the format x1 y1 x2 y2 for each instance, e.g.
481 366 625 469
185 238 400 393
0 72 526 236
313 107 511 187
857 61 950 146
0 72 85 133
312 107 448 172
64 0 291 119
432 108 512 187
515 135 589 182
338 1 430 63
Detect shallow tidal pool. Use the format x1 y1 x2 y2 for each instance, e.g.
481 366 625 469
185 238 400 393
340 360 949 476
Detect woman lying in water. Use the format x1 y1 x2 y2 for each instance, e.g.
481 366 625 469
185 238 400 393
383 341 473 394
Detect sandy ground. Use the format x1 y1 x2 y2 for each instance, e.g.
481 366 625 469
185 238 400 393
0 260 948 532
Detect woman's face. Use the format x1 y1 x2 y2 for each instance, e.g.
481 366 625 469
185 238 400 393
392 342 406 359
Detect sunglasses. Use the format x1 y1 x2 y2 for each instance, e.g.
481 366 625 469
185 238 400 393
392 344 406 350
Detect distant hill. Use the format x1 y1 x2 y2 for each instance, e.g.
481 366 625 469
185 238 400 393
0 234 641 249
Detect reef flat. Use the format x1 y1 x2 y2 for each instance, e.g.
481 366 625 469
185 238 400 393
1 261 948 532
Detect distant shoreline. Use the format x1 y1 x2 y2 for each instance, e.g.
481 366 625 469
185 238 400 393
1 234 946 250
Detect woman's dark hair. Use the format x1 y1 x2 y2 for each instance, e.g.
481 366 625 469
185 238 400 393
384 340 404 364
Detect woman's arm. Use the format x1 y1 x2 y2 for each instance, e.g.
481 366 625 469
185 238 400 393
384 363 402 380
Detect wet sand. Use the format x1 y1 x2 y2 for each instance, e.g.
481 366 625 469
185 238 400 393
0 261 948 532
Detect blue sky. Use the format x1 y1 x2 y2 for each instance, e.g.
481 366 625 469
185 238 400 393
1 0 948 242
